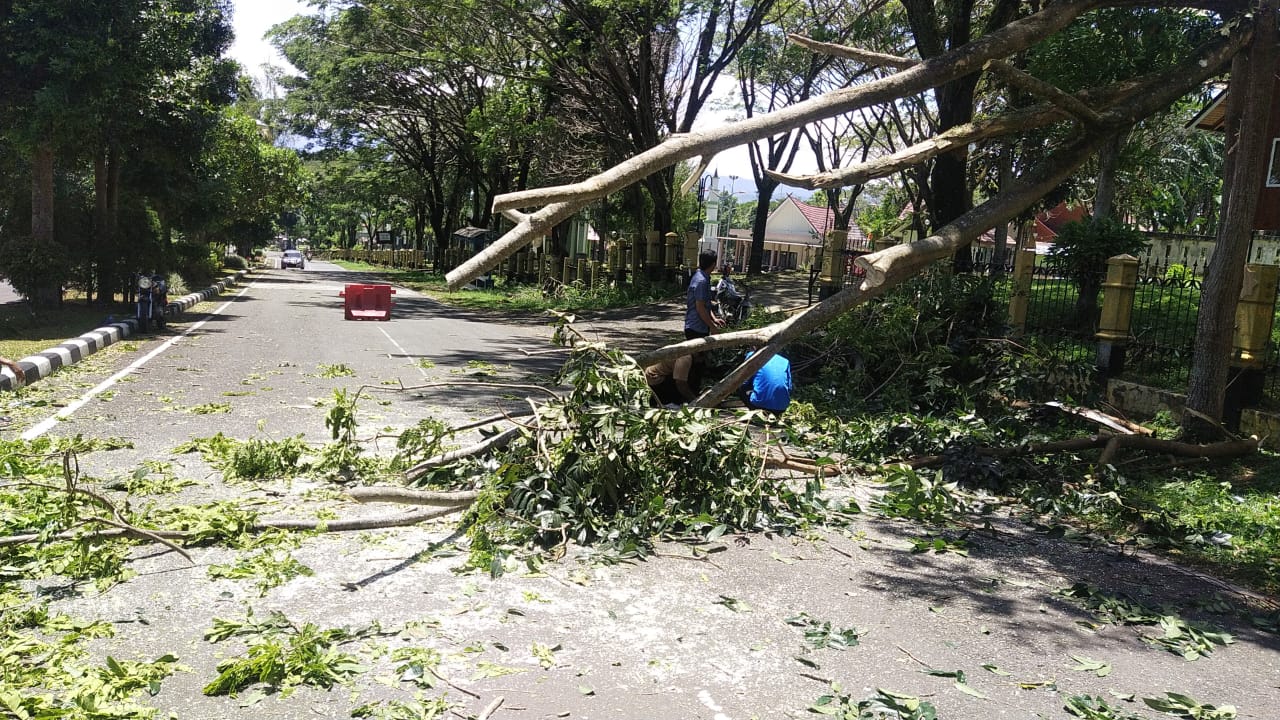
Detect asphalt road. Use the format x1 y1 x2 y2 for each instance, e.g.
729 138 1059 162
21 259 564 457
5 262 1279 719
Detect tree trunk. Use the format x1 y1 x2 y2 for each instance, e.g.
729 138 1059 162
29 140 60 308
1092 130 1127 222
1184 5 1278 438
990 143 1014 280
747 178 779 276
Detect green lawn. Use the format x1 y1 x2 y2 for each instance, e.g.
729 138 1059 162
0 301 131 361
331 260 680 312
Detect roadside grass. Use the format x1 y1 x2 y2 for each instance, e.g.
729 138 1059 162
0 300 131 360
331 259 679 312
1119 457 1280 594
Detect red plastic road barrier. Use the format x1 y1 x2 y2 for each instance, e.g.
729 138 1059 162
338 283 396 321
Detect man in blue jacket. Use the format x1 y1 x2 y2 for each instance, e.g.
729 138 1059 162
741 350 792 415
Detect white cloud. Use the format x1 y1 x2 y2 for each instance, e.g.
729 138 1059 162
227 0 311 79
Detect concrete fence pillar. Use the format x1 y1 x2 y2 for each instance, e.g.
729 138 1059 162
664 232 679 270
818 230 847 300
1225 263 1280 429
1095 254 1139 376
684 231 700 270
1008 247 1036 334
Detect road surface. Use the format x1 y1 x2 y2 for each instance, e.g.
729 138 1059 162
1 261 1276 720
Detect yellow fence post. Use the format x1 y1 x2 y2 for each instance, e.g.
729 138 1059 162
1225 263 1280 429
818 230 846 300
1008 247 1036 335
1095 254 1139 376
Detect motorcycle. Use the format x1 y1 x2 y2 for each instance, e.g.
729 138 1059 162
135 273 169 332
712 279 751 326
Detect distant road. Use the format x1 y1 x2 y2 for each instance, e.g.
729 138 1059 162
0 281 21 304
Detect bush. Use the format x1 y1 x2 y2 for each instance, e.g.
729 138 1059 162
223 254 248 271
173 242 222 288
0 235 71 304
1165 263 1192 283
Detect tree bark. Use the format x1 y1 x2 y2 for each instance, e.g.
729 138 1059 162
1184 3 1279 438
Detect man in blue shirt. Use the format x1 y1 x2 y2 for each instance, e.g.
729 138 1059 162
741 350 792 414
685 250 724 339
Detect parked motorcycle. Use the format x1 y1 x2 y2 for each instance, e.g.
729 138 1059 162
135 273 169 332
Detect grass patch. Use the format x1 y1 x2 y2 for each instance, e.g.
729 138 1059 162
330 260 677 312
1121 458 1280 593
0 301 132 360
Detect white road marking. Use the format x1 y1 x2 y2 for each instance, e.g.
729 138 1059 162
21 283 258 440
377 325 431 379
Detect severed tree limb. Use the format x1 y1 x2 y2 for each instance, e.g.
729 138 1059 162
623 28 1248 400
447 0 1110 289
1096 435 1257 473
84 515 193 563
0 505 468 548
904 436 1109 469
984 59 1103 125
405 425 524 480
787 33 918 69
855 26 1247 289
766 51 1217 193
767 103 1069 190
348 487 481 506
449 409 536 434
1041 401 1152 435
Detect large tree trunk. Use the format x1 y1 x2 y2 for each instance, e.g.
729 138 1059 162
1091 130 1127 223
989 143 1014 280
747 177 779 275
1184 6 1279 438
29 140 60 308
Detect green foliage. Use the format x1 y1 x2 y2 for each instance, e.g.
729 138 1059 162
352 695 454 719
809 686 937 719
176 432 308 481
1165 263 1192 283
392 418 450 471
0 585 182 719
224 254 249 270
208 548 315 597
462 322 833 572
317 363 357 378
786 613 862 650
1066 695 1146 720
795 268 1089 418
1056 584 1233 660
1143 692 1236 719
202 611 370 696
0 235 71 302
873 467 966 525
1047 218 1148 289
173 242 224 288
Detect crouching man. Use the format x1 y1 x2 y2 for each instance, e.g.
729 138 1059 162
645 353 700 406
740 350 792 415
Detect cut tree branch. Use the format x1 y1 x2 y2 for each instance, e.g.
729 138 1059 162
787 34 918 69
447 0 1110 289
984 59 1103 125
684 27 1246 407
348 487 481 506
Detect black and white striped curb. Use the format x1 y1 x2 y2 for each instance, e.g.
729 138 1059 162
0 270 250 392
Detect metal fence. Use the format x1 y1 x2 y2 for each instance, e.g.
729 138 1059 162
1123 257 1206 391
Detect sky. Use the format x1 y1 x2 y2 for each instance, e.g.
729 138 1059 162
225 0 803 201
227 0 308 83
